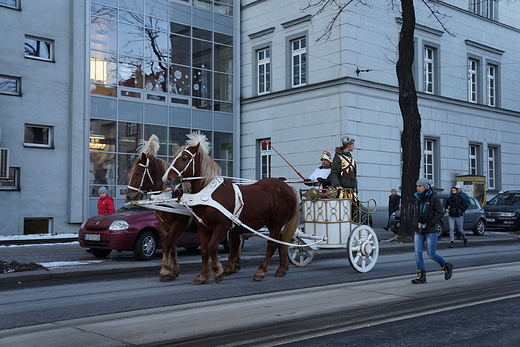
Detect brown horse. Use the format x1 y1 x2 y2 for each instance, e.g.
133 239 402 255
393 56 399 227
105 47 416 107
163 132 300 284
126 135 196 282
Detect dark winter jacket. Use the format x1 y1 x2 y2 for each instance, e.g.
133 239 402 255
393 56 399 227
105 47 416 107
388 194 401 216
444 193 467 217
413 189 444 234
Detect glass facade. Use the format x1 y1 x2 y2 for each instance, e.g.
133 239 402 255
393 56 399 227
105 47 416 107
89 0 235 213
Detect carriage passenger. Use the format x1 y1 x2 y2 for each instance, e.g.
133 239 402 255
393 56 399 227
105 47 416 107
304 151 332 188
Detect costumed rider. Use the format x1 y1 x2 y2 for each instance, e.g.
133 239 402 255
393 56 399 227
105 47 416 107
304 151 333 188
330 136 357 198
330 136 360 220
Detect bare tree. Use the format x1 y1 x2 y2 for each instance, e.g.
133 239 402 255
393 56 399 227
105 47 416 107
304 0 452 237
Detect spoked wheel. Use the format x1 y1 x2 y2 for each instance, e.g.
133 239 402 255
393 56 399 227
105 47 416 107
347 225 379 273
288 237 315 267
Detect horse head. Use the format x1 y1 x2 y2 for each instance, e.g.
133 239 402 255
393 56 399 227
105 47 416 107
163 143 200 188
126 135 166 201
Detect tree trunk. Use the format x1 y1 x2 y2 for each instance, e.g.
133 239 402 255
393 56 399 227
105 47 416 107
396 0 422 238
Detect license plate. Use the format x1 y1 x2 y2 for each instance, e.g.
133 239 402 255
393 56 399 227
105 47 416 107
84 233 101 241
486 218 495 223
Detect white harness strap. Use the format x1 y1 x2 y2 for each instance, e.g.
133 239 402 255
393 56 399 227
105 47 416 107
180 177 313 247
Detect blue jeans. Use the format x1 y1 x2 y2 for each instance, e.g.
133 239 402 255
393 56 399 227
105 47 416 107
414 232 447 270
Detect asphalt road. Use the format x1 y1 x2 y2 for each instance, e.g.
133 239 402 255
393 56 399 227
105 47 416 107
1 230 520 346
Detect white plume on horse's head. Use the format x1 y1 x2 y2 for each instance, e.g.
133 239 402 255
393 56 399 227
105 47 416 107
137 134 160 156
186 131 210 155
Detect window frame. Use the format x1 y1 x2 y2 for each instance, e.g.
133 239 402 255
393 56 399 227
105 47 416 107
470 0 498 20
423 137 440 187
290 36 307 88
24 124 55 149
487 146 500 190
468 58 479 103
258 138 271 179
257 47 271 95
0 74 21 96
486 62 500 107
0 0 19 10
0 167 20 191
24 35 55 62
469 143 482 175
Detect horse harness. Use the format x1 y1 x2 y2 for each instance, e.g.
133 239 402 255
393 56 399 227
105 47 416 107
180 176 244 230
127 156 155 196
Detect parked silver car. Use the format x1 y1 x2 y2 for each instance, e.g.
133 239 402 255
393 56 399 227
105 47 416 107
389 194 486 236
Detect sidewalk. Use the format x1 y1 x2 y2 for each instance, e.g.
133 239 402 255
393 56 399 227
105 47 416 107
1 229 518 285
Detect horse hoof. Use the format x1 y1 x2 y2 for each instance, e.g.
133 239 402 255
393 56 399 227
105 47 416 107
191 278 208 285
159 274 177 282
274 271 286 277
215 274 224 283
253 274 265 282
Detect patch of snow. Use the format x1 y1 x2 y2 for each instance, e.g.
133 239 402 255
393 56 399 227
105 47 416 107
39 260 105 268
1 242 79 248
0 234 78 241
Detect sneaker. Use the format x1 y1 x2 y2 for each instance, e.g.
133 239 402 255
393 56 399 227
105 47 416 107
449 241 455 248
463 238 468 247
443 262 454 280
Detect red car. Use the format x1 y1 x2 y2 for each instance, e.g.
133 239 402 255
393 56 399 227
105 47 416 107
79 205 227 260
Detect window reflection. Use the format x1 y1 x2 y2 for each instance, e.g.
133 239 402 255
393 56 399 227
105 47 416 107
193 68 211 99
91 3 118 21
192 39 212 69
145 0 168 19
170 34 190 66
169 65 191 95
118 121 142 154
118 57 143 89
214 72 232 102
169 127 190 157
119 9 144 25
145 28 168 61
214 132 232 160
119 23 144 57
90 17 117 52
144 60 168 92
90 50 117 85
214 44 232 73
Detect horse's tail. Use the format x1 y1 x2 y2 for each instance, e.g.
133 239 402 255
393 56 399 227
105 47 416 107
281 186 300 244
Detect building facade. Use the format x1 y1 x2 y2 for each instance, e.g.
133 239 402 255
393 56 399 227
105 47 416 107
239 0 520 224
0 0 239 236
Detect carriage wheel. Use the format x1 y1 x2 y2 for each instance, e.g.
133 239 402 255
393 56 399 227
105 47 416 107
347 225 379 273
288 237 315 267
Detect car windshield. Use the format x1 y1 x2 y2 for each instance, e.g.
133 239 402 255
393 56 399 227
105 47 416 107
488 193 520 206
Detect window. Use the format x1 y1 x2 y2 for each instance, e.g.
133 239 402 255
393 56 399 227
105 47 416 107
25 36 54 61
488 146 500 190
259 139 271 179
0 0 19 9
468 59 478 103
24 124 54 148
470 0 497 20
0 148 9 179
469 144 482 175
424 47 434 94
0 167 20 191
24 218 52 235
423 139 435 183
0 75 21 96
487 64 496 107
291 37 307 87
257 48 271 94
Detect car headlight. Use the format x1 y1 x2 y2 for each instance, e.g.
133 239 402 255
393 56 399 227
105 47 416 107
109 220 130 230
500 212 516 217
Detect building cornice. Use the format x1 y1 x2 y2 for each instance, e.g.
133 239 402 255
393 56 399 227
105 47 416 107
281 15 312 29
248 27 275 40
